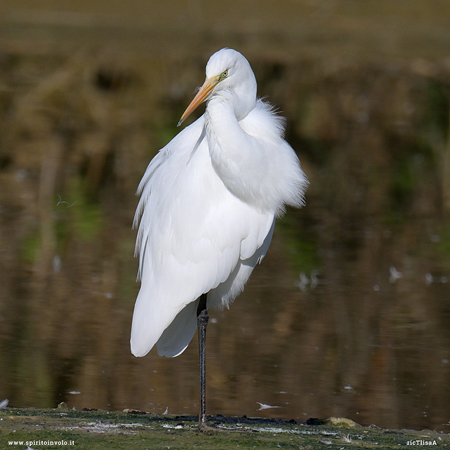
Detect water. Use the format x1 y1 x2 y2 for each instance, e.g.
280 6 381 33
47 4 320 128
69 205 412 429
2 202 449 431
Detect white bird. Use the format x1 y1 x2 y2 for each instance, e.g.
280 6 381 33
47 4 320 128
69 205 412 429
130 48 308 428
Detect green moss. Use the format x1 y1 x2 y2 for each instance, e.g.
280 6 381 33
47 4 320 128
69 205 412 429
0 409 448 449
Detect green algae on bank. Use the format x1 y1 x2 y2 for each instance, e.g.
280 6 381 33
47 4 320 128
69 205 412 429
0 408 448 449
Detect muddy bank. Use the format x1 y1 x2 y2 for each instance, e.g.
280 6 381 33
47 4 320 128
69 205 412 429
1 407 449 449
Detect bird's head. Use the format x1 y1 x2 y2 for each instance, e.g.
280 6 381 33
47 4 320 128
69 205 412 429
178 48 257 126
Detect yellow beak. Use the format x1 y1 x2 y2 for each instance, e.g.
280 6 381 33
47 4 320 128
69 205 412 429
177 76 219 126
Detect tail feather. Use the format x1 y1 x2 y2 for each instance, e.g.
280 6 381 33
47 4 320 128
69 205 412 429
130 279 200 358
156 300 199 357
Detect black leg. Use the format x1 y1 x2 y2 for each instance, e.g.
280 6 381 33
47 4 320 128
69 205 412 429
197 293 209 429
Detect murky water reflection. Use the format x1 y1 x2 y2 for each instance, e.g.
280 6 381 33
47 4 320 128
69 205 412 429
2 207 449 431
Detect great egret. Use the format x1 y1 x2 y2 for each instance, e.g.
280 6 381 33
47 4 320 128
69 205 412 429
130 48 308 428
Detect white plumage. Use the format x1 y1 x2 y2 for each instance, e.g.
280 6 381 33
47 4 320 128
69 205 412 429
130 48 308 360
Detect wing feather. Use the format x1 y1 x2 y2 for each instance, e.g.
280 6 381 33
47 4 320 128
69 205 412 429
130 116 274 357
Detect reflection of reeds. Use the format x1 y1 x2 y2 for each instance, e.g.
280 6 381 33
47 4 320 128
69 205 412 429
0 48 449 430
444 109 450 213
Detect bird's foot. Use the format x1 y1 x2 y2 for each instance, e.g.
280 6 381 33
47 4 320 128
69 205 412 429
198 421 217 432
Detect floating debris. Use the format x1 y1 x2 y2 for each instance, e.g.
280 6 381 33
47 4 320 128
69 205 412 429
257 402 281 411
56 194 77 208
296 272 309 291
52 255 61 273
389 266 402 283
425 273 449 286
295 270 321 292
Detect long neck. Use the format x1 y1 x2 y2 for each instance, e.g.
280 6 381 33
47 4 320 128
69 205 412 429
204 96 307 216
204 95 268 210
206 94 254 163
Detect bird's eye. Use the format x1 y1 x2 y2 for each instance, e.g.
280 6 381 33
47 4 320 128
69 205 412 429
218 70 228 81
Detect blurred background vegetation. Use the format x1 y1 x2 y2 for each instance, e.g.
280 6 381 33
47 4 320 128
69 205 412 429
0 0 450 432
